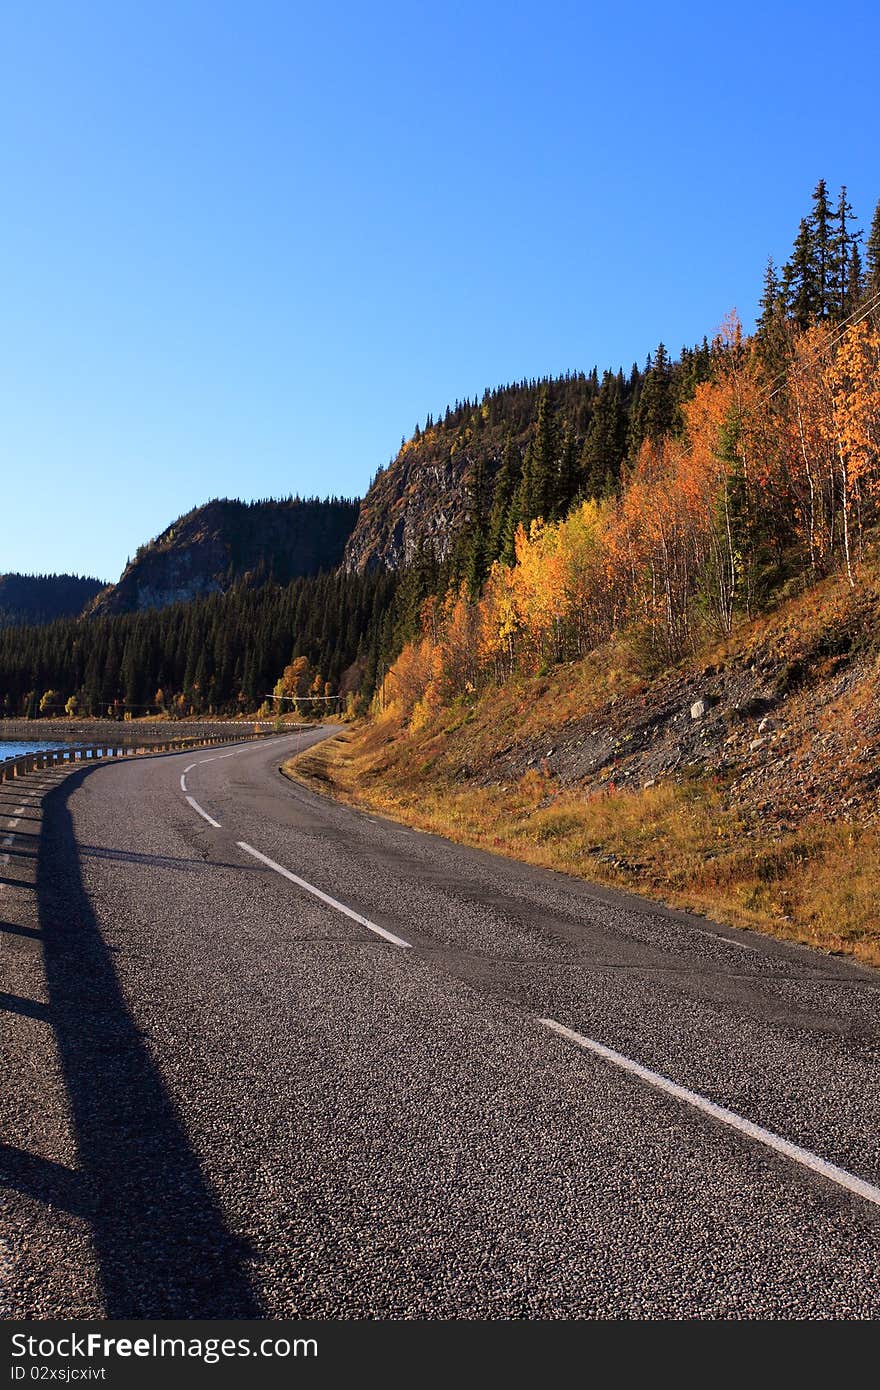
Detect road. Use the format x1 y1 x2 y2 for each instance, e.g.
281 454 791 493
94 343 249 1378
2 727 879 1319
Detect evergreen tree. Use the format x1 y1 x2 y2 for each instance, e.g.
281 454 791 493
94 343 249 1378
460 454 491 597
629 343 674 452
810 178 833 319
554 424 579 518
866 197 880 303
514 388 558 527
529 386 559 520
783 217 820 328
513 443 535 536
847 244 864 314
391 540 438 648
581 371 626 496
486 436 522 565
830 185 860 320
754 263 789 371
756 257 784 339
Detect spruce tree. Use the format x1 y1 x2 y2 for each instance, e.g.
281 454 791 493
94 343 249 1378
513 443 535 535
513 388 558 529
830 185 860 319
554 424 579 518
581 371 626 496
810 179 833 319
866 197 880 302
529 387 558 520
486 436 522 565
629 343 674 452
756 257 782 334
783 218 820 327
462 454 490 597
847 245 864 314
756 257 789 367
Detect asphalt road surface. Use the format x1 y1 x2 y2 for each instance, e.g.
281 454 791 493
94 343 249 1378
2 728 880 1319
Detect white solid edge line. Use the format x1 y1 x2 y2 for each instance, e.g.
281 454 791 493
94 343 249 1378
539 1018 880 1208
236 840 411 949
185 794 221 829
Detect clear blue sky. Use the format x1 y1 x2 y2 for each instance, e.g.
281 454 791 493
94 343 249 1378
2 0 878 581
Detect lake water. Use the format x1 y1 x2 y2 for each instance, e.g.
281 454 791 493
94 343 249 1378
0 739 81 760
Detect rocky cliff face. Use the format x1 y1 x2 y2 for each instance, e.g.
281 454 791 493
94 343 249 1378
343 438 481 573
343 374 600 574
88 497 359 616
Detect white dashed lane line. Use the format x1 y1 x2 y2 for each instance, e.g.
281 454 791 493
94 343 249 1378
540 1018 880 1209
178 736 291 825
185 795 221 829
237 840 411 950
177 737 411 951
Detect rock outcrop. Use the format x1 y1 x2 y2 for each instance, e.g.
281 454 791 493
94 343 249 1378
343 440 483 573
88 497 359 616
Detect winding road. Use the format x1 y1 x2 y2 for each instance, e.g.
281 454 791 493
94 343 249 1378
2 727 879 1318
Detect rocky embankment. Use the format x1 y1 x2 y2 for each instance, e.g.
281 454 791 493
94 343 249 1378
484 631 879 835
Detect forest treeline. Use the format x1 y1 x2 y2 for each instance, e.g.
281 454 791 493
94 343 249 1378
0 573 105 628
0 570 398 718
1 180 878 720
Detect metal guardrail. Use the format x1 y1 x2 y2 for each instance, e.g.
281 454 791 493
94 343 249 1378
0 729 279 784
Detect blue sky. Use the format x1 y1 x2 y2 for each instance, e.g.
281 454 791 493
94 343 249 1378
2 0 878 581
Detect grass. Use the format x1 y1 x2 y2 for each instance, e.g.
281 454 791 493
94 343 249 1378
289 729 880 967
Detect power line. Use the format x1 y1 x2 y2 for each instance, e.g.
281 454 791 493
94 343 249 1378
754 287 880 407
263 692 343 703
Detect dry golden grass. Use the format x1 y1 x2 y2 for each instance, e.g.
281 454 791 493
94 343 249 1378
290 731 880 967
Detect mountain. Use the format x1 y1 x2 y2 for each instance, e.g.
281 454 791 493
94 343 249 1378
343 377 603 573
0 573 105 627
342 352 712 577
88 496 360 616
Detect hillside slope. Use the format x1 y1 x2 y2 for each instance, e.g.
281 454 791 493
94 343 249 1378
89 496 359 616
290 555 880 966
0 573 105 627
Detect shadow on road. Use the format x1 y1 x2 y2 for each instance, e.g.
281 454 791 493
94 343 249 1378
36 767 261 1317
